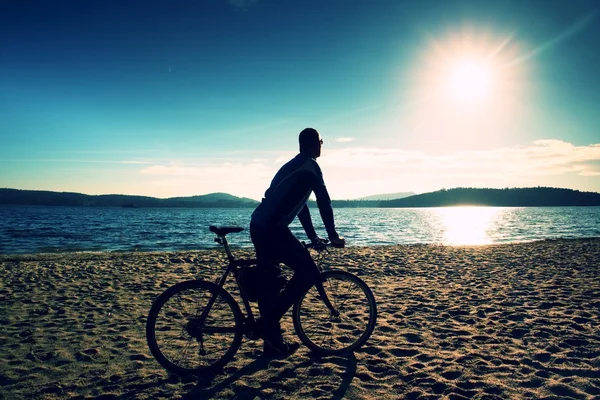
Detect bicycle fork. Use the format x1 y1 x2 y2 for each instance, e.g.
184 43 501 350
185 280 228 355
316 282 340 318
185 296 219 355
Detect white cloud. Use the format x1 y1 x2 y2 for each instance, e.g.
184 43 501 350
140 164 199 176
274 152 297 163
334 137 355 143
1 159 153 164
139 161 276 200
321 140 600 174
135 140 600 199
141 161 274 178
581 170 600 177
319 140 600 198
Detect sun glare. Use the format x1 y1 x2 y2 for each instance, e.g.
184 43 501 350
436 206 501 245
400 27 527 147
447 59 493 102
409 28 524 111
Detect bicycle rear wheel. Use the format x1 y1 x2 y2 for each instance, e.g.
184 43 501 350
146 280 244 374
293 270 377 355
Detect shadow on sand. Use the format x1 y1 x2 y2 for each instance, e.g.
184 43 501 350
180 350 358 399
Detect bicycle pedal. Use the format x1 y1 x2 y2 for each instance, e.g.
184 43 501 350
244 328 260 340
244 321 260 340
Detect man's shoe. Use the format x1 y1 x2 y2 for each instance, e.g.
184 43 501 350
263 340 300 357
256 318 299 356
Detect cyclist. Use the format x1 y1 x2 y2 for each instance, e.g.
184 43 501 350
250 127 346 355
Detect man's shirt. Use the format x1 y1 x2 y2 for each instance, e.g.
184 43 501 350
251 152 337 239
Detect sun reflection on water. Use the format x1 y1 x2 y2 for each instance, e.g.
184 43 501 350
436 206 502 245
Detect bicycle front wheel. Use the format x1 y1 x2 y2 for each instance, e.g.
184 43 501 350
146 280 244 374
293 270 377 355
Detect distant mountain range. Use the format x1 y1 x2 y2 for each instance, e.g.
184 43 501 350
1 187 599 208
355 192 416 201
0 189 258 208
379 187 600 207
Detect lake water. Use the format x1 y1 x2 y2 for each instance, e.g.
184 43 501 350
1 206 599 254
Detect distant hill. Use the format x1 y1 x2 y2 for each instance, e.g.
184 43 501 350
2 187 599 208
0 189 258 208
356 192 416 201
379 187 600 207
158 192 258 207
329 200 380 208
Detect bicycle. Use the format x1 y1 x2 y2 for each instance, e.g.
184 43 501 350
146 225 377 374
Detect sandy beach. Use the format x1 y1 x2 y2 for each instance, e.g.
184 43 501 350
1 238 599 399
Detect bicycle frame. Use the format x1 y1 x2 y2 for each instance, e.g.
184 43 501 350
194 234 258 334
196 232 341 336
145 226 379 374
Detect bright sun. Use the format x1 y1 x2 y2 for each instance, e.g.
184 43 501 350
446 59 493 102
410 29 525 112
402 28 527 147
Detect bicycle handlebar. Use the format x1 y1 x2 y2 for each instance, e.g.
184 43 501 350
303 239 344 251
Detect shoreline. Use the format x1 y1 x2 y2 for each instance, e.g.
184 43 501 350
2 236 599 259
1 238 599 399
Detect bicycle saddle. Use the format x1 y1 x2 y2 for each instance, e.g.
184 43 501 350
209 225 245 236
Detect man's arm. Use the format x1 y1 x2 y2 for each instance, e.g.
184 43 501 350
297 204 318 241
311 162 340 241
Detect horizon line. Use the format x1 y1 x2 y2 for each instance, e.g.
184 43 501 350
2 185 600 202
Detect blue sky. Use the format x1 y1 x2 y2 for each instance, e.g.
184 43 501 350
1 0 599 200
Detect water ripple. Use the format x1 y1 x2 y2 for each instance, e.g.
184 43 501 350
0 205 599 254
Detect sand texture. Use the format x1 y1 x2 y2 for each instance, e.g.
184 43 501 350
1 238 600 399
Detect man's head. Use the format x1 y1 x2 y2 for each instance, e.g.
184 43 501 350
299 128 323 158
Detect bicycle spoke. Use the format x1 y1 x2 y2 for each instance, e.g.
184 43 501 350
147 280 243 373
336 285 352 311
162 329 189 346
176 338 194 366
325 279 339 310
295 271 376 354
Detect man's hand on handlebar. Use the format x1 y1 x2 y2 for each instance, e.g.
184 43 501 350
307 236 345 250
310 236 328 250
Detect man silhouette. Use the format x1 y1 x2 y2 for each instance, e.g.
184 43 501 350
250 127 345 355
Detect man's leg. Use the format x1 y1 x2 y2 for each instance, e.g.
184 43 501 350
250 224 290 353
249 223 280 319
250 225 313 354
256 263 284 319
265 228 321 323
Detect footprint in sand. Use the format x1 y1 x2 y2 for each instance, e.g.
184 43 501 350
83 323 97 331
389 348 419 357
356 371 375 382
432 381 447 395
441 370 462 380
522 377 545 388
547 383 588 399
416 354 434 363
40 383 63 395
563 338 589 347
449 388 480 398
533 352 551 362
26 351 53 361
403 333 424 343
366 359 390 374
130 353 152 361
378 325 395 333
511 328 528 339
76 348 99 361
359 346 383 356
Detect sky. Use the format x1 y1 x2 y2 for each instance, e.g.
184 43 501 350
1 0 599 200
